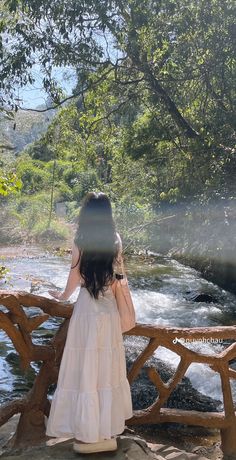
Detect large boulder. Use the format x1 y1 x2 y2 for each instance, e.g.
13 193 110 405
125 337 221 413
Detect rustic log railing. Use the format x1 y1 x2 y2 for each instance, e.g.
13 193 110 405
0 290 236 458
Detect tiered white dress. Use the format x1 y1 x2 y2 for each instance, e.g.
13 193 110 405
46 284 133 442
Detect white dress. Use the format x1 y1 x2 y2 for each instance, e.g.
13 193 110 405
46 285 133 443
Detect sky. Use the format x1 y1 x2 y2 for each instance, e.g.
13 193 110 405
17 31 119 110
18 66 77 109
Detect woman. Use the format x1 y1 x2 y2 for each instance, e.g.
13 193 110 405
46 192 133 454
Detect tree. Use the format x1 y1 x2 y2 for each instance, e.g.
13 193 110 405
0 108 22 195
0 0 235 155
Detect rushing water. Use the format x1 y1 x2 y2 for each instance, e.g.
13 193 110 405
1 249 236 407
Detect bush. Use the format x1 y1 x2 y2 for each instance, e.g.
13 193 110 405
54 182 74 202
32 219 70 242
16 160 51 194
9 193 51 231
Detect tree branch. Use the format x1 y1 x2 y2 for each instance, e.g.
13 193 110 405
85 93 136 135
19 66 115 112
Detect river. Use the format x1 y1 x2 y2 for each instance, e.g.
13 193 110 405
1 248 236 408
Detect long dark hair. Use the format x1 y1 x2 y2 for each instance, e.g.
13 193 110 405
74 192 118 298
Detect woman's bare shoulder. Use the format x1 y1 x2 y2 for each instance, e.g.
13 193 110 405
71 240 81 269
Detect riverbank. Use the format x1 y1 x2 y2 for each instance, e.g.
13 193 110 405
169 248 236 299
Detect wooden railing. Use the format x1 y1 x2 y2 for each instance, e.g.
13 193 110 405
0 290 236 458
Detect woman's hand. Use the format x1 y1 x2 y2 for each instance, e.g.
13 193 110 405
48 290 68 301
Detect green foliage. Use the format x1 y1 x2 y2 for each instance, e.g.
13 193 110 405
16 159 51 194
113 201 153 250
0 0 235 249
6 192 70 241
55 182 74 202
72 170 101 202
27 140 55 162
10 193 51 231
0 263 9 280
32 218 70 241
1 0 235 153
0 171 22 195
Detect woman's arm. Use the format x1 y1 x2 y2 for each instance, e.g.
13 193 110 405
114 233 126 276
48 242 82 301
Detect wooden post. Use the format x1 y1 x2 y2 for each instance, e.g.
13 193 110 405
220 425 236 459
219 364 236 458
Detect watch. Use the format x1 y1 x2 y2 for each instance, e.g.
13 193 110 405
115 273 124 280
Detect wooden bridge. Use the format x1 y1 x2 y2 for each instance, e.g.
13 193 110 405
0 290 236 458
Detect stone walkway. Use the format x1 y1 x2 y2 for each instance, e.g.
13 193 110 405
0 416 218 460
0 435 210 460
146 439 210 459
